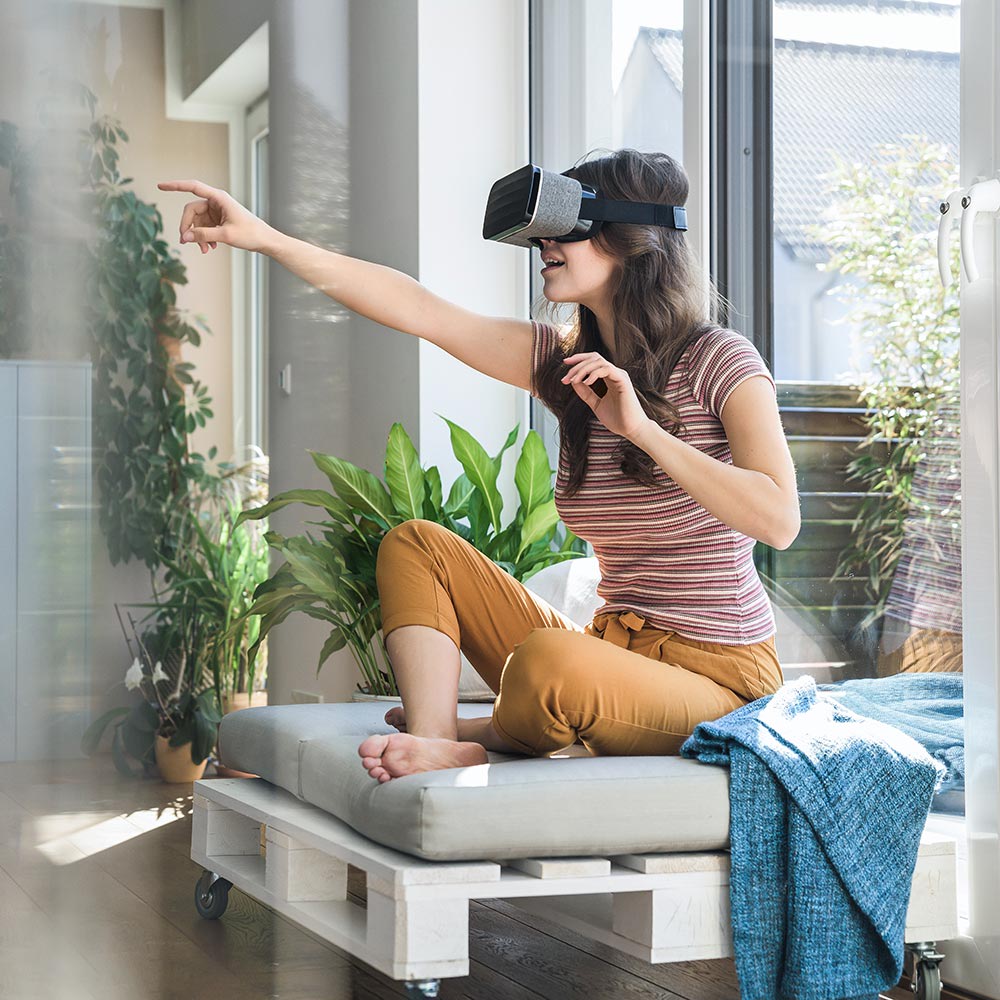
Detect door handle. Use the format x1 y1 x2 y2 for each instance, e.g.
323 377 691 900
960 176 1000 284
938 187 967 289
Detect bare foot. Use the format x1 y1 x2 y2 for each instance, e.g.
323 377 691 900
358 732 487 783
384 706 407 732
385 705 470 739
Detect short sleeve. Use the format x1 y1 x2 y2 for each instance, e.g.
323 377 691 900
684 328 776 419
530 320 562 399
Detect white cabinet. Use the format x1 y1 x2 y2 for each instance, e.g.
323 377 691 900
0 361 91 762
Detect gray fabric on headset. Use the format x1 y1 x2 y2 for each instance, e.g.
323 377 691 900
506 171 583 248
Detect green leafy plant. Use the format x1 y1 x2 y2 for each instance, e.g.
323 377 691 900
160 493 272 710
232 417 586 696
805 136 960 631
0 77 216 569
81 607 223 776
81 478 271 775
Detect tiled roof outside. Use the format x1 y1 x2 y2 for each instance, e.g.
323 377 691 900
640 26 958 263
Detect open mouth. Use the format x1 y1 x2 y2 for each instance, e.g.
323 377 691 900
541 261 564 273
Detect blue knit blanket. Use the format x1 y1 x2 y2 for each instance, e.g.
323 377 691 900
817 673 964 792
680 676 946 1000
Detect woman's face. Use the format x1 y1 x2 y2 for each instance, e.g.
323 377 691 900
536 236 619 311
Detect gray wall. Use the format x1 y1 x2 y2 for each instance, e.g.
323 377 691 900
347 0 421 477
180 0 270 98
266 0 355 705
265 0 529 705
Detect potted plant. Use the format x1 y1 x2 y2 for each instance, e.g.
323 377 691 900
178 453 272 716
230 417 586 698
81 474 271 779
81 606 223 781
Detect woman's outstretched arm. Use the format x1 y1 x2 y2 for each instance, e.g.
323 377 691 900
156 178 533 391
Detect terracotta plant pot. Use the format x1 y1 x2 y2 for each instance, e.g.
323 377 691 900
215 690 269 778
155 734 209 783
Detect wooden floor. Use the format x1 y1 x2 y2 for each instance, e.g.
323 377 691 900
0 754 914 1000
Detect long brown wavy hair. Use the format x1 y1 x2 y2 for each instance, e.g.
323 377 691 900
533 147 733 496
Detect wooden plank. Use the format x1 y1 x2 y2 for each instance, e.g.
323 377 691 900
504 856 612 879
612 852 728 875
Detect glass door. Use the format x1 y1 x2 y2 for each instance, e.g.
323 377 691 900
767 0 965 791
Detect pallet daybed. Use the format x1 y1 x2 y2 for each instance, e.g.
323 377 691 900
191 700 958 999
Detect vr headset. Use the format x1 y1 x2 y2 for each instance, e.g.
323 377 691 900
483 162 688 249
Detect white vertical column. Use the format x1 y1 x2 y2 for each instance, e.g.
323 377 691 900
955 0 1000 994
414 0 531 509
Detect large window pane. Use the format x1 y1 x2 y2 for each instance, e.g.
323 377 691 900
770 0 963 813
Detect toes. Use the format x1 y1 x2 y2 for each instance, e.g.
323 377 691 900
358 733 389 759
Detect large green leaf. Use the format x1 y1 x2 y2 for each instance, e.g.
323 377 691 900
444 472 476 516
440 417 503 532
317 627 348 675
309 450 399 527
281 537 342 602
384 423 426 520
80 705 129 757
234 489 352 526
514 430 553 517
423 466 443 519
516 498 561 559
491 424 520 473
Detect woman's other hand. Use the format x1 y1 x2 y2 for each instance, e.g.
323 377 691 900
561 352 652 442
156 178 276 255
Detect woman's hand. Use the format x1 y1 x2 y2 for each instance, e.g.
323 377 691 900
561 353 652 442
156 178 277 255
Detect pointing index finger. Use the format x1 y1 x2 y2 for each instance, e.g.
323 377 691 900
157 179 215 198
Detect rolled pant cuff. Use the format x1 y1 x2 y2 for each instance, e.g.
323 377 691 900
490 710 541 756
380 610 461 651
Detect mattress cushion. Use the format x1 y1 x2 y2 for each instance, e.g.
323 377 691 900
217 702 730 861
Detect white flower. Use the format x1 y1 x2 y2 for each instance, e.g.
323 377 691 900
151 661 169 685
124 657 144 691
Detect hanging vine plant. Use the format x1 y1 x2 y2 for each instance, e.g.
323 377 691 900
0 76 216 568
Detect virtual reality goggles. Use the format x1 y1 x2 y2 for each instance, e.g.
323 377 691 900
483 162 688 249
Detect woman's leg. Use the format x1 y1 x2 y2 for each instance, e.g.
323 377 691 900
491 627 772 757
360 519 582 780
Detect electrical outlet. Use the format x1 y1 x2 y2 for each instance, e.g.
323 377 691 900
290 689 324 704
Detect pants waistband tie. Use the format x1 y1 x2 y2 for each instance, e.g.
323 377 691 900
595 610 647 649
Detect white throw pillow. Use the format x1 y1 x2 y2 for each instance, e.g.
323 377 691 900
457 557 602 701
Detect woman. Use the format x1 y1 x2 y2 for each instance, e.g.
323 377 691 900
158 148 799 785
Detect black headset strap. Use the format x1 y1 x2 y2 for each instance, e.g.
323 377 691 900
577 198 688 231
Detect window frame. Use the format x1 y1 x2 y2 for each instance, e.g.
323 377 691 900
245 94 269 455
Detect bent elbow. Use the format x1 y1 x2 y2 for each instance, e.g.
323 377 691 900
760 509 801 551
770 515 801 551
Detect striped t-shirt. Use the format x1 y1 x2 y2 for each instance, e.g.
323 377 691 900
531 320 778 645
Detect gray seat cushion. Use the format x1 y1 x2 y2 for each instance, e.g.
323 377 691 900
218 702 730 861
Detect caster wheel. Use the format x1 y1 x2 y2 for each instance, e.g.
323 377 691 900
194 870 232 920
404 980 440 998
914 961 941 1000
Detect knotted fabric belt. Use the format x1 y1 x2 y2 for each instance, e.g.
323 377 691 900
593 610 647 649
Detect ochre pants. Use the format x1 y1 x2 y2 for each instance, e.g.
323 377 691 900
376 519 783 757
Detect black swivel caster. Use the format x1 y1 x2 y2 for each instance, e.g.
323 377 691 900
404 980 441 998
907 942 944 1000
194 870 232 920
